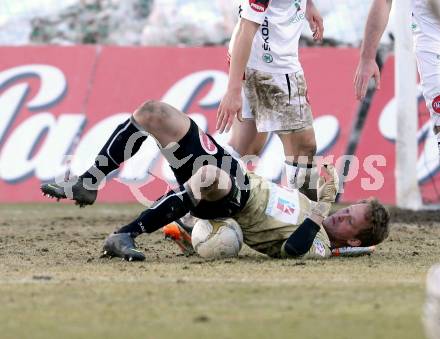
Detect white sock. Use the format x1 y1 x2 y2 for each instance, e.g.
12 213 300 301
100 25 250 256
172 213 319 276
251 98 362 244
285 162 307 190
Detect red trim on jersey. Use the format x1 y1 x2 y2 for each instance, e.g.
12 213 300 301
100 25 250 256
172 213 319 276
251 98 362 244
433 95 440 114
198 130 218 155
249 0 270 12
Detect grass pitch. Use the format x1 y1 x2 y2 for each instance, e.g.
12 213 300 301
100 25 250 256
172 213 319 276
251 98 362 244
0 203 439 339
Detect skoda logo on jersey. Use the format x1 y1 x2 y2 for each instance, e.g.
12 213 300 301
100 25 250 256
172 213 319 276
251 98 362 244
262 53 273 63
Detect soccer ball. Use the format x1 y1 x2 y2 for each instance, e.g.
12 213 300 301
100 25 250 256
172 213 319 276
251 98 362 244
191 218 243 259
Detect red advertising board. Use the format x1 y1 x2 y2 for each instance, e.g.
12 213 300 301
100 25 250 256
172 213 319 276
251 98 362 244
0 46 438 205
343 57 440 205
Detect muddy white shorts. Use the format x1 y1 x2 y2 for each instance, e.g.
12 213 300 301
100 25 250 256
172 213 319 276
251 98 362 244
242 68 314 133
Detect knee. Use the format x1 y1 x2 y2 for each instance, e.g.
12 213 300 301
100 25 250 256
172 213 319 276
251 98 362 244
300 133 317 156
192 165 219 194
189 165 231 201
228 140 245 156
303 140 317 156
133 100 169 131
279 130 317 157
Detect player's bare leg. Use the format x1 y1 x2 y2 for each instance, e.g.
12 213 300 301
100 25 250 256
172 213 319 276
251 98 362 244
132 100 190 148
228 118 268 157
185 164 232 202
278 128 318 200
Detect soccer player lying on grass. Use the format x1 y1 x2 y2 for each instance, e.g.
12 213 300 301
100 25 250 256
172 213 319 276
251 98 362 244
41 100 390 261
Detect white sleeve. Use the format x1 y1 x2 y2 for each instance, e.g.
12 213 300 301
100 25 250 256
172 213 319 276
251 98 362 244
240 0 273 24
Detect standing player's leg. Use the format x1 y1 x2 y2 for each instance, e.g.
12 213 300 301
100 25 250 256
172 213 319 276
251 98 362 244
219 83 270 178
227 117 268 158
415 50 440 158
278 127 317 200
243 69 318 200
279 72 318 200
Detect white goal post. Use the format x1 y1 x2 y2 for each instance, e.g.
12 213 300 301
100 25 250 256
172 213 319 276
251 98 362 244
393 0 422 209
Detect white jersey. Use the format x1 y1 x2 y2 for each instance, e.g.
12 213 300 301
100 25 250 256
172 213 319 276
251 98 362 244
229 0 307 74
412 0 440 54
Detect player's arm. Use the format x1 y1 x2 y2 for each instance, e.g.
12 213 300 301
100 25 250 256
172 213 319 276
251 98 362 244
217 18 259 133
217 0 272 133
306 0 324 42
280 215 333 259
229 19 259 92
354 0 393 100
281 164 339 258
280 217 322 257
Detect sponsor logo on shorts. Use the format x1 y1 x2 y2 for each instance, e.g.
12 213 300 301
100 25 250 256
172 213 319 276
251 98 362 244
262 53 273 63
433 95 440 114
198 130 218 155
249 0 269 13
276 197 295 215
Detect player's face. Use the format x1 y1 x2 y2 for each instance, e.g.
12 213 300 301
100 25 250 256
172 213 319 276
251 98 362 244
323 203 370 246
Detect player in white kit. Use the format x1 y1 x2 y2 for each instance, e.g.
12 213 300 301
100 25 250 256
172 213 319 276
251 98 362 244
217 0 324 200
354 0 440 158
